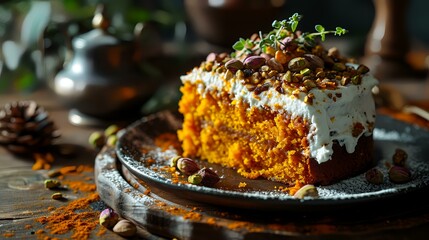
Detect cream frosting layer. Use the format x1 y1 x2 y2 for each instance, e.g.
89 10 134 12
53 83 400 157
181 67 378 164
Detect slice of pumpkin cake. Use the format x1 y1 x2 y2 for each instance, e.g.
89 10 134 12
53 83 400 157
177 14 378 185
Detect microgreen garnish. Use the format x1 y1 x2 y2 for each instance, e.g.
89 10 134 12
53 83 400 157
307 25 348 41
232 13 348 55
232 38 255 52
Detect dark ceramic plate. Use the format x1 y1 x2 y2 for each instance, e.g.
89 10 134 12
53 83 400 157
116 111 429 211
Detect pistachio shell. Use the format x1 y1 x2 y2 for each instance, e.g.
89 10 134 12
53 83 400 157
267 58 284 72
51 192 63 200
177 157 200 175
113 219 137 237
199 167 220 187
99 208 119 229
389 166 411 183
303 54 324 69
244 56 266 69
225 59 244 73
293 184 319 199
206 52 217 62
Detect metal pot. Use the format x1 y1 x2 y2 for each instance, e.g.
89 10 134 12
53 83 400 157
53 6 156 124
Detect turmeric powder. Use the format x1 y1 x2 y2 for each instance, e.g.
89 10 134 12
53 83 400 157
36 193 100 240
34 164 103 240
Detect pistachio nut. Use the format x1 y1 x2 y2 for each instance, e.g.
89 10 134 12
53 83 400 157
177 157 200 175
303 54 324 69
389 166 411 184
44 179 61 189
365 168 384 185
206 52 217 62
104 124 120 137
392 148 408 167
170 156 182 168
99 208 119 229
288 57 309 72
199 167 220 187
106 135 118 147
112 219 137 237
260 53 273 61
267 58 284 72
51 192 63 200
332 62 346 71
225 59 244 73
89 131 105 148
244 56 266 69
328 47 340 58
188 173 203 185
280 36 294 50
293 184 319 199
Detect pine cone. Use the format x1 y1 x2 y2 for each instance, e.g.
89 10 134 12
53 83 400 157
0 101 60 155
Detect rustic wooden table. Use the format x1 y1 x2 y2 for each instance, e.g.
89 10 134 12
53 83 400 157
1 87 429 240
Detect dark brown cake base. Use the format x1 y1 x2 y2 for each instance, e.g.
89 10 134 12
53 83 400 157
309 136 374 185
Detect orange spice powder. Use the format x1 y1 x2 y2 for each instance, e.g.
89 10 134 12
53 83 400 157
36 193 100 240
33 164 103 239
154 133 181 152
62 180 97 193
2 232 15 238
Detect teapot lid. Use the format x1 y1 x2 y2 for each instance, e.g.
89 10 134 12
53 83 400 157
71 5 123 50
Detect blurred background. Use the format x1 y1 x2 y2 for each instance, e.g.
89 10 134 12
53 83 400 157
0 0 428 106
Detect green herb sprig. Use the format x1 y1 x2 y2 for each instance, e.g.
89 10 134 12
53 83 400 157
232 13 348 54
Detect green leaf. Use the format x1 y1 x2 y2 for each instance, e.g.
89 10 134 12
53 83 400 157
272 20 280 28
315 25 325 33
244 39 254 49
287 13 301 32
291 21 298 32
232 41 244 51
335 27 348 36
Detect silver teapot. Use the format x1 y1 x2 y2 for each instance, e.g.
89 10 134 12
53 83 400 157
53 6 156 125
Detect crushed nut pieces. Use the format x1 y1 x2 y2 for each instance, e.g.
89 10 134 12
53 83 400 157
203 48 369 105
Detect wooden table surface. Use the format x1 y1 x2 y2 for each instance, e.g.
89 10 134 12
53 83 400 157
1 87 429 240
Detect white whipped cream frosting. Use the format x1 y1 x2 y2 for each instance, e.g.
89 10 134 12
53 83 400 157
181 67 378 164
